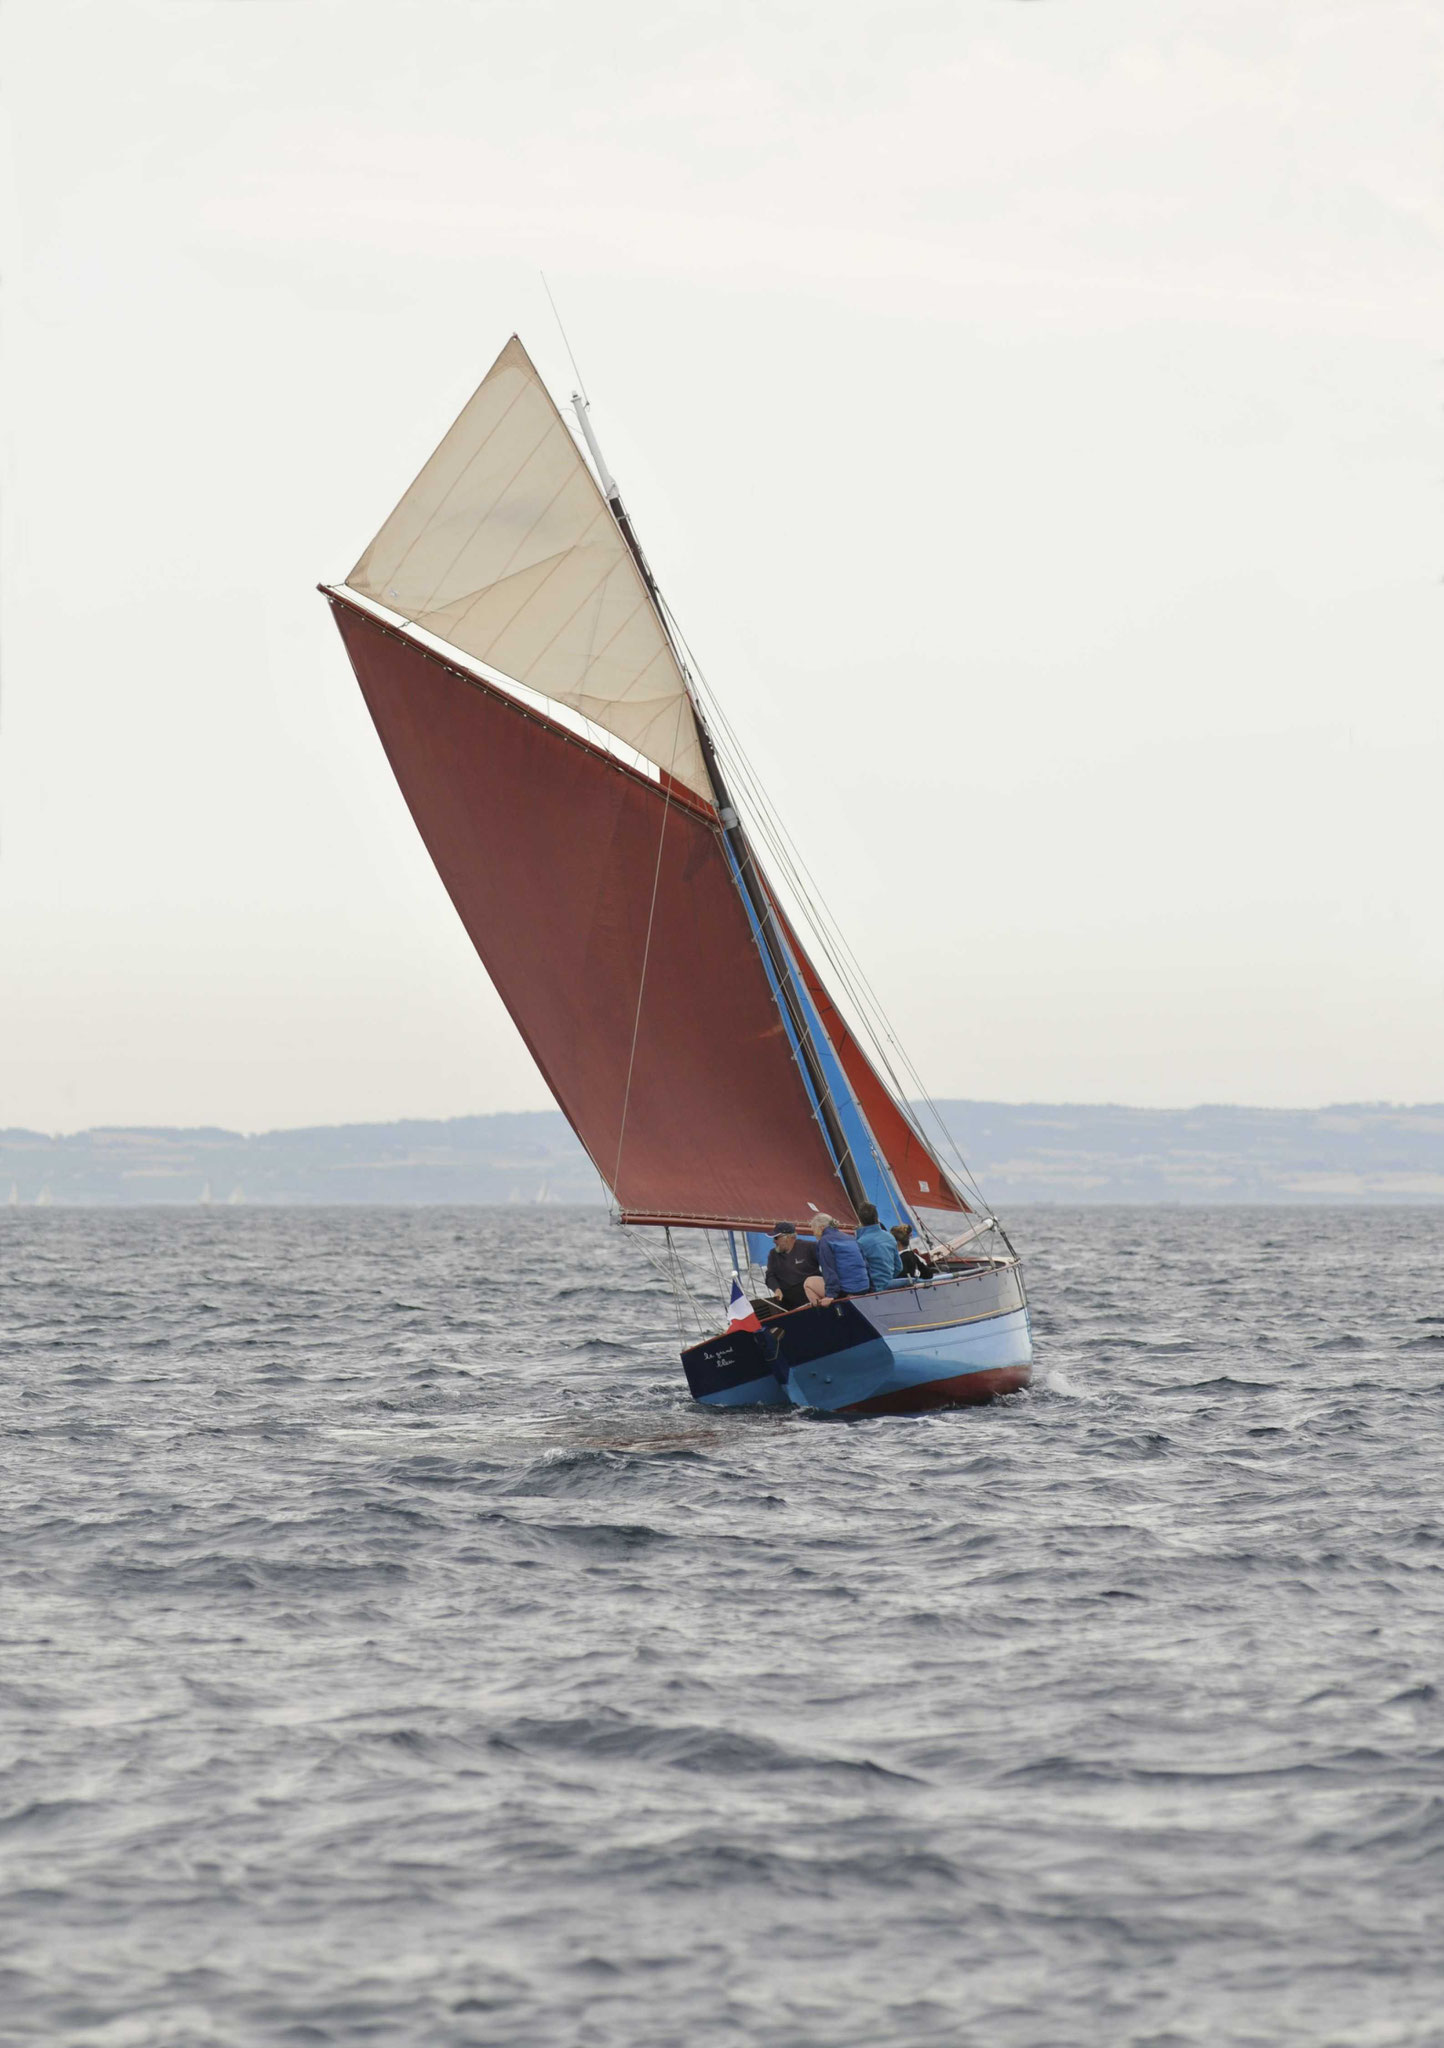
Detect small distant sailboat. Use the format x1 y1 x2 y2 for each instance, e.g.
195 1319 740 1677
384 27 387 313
35 1187 52 1207
198 1182 213 1206
7 1183 17 1207
322 337 1032 1413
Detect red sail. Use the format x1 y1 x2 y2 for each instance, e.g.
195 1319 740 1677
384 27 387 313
769 895 971 1215
329 594 854 1230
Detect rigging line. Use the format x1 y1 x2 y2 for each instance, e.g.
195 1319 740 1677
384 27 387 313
541 272 590 406
698 689 906 1062
745 825 929 1152
760 828 986 1209
564 410 862 1215
610 695 685 1196
696 708 941 1144
654 614 994 1229
721 838 858 1192
567 391 961 1218
630 1224 693 1342
618 582 861 1202
654 666 862 1206
703 1228 728 1312
666 629 983 1192
669 623 990 1211
756 804 928 1105
718 822 865 1197
716 782 913 1204
666 1226 711 1341
661 1228 688 1343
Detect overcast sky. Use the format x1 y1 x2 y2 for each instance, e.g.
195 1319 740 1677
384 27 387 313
2 0 1440 1133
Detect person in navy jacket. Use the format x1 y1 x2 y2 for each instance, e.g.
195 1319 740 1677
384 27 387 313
806 1214 872 1302
764 1222 822 1309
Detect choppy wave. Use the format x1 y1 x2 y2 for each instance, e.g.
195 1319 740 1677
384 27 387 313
2 1203 1442 2046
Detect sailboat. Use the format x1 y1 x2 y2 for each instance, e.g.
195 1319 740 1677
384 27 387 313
322 336 1032 1414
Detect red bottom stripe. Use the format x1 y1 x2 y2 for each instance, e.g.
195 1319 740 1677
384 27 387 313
844 1364 1032 1416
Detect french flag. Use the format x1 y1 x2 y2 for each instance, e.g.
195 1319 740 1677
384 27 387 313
727 1277 762 1332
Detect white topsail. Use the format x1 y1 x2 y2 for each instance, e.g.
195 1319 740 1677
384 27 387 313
346 336 713 802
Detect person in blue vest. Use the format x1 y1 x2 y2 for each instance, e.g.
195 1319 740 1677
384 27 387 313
805 1213 872 1302
855 1202 904 1288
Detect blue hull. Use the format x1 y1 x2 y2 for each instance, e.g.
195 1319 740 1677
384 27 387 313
682 1264 1032 1415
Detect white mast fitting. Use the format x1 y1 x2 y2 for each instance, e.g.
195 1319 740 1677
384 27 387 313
571 392 619 503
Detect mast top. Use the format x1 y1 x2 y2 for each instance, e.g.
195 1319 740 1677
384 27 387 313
571 392 619 503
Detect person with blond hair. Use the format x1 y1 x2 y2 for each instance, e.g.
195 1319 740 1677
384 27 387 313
891 1221 931 1280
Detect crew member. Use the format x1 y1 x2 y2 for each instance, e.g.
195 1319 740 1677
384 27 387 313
807 1213 872 1302
855 1202 904 1288
891 1222 930 1279
764 1222 822 1310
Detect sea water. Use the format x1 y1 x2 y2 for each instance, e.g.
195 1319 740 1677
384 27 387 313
1 1205 1441 2047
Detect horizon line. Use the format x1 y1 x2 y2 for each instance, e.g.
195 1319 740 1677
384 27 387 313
6 1099 1444 1144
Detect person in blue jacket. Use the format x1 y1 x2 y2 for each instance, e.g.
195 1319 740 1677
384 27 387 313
855 1202 904 1288
805 1214 872 1301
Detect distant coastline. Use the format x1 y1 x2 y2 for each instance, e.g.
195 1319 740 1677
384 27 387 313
4 1103 1443 1207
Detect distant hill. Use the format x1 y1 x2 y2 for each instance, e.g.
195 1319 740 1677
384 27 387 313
4 1102 1443 1206
931 1101 1444 1204
0 1113 601 1209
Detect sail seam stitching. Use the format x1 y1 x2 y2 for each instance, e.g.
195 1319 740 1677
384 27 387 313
402 380 544 612
411 422 566 620
372 363 534 600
